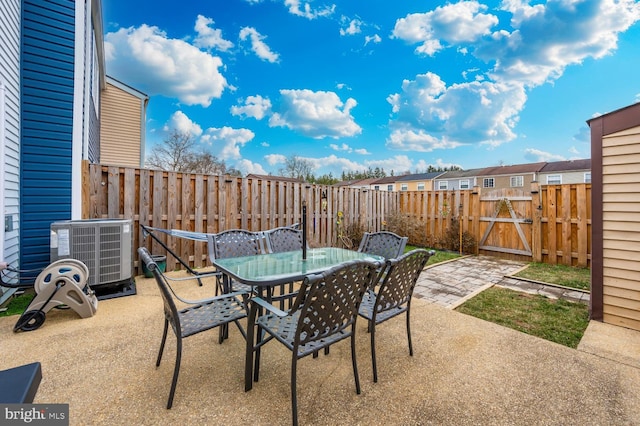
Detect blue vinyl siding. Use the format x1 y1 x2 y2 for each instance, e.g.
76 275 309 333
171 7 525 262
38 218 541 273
20 0 75 271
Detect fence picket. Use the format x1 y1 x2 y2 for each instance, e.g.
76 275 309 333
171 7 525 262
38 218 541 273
84 162 591 273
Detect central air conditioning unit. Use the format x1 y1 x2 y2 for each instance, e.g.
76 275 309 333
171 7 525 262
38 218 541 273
50 219 135 300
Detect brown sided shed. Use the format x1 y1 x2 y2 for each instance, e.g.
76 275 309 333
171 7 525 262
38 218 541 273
588 102 640 331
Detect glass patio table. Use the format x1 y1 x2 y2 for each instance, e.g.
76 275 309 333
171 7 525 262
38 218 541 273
211 247 384 391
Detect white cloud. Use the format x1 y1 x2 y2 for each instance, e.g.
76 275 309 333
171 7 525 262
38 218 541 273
386 128 463 152
364 34 382 45
105 25 227 107
284 0 335 19
329 143 369 155
340 17 362 36
305 154 364 174
194 15 234 51
392 1 498 55
234 159 267 175
364 155 415 174
269 89 361 139
239 27 280 63
523 148 566 162
261 141 270 147
231 95 273 120
201 126 255 160
387 72 527 148
386 0 640 154
163 111 203 136
478 0 640 87
329 143 352 152
265 154 287 165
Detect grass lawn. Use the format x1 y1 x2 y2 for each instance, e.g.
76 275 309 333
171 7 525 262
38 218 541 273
0 291 35 317
456 286 590 348
513 262 590 291
405 245 461 265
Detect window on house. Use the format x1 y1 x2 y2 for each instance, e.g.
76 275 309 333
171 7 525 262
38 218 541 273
437 181 448 190
547 175 562 185
510 176 524 187
584 173 591 183
387 184 393 191
459 179 470 189
374 185 380 190
483 178 495 188
401 183 408 191
417 182 425 190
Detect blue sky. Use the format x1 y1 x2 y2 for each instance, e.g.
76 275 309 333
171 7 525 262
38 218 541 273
102 0 640 177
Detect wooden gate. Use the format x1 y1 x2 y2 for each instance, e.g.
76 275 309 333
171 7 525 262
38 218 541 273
477 189 534 260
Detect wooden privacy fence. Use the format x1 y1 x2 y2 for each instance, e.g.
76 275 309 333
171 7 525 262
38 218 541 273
82 162 591 274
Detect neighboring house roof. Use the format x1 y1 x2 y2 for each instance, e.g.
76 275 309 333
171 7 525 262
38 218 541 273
480 162 547 176
333 178 368 187
397 172 444 181
436 168 488 179
371 176 401 185
539 159 591 173
246 174 305 183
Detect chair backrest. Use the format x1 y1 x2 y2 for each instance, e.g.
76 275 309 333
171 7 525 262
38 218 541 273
293 260 377 346
264 226 305 253
358 231 408 260
375 249 432 311
138 247 181 330
207 229 264 261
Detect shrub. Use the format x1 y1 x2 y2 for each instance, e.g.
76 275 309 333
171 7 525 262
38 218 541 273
438 217 477 254
383 210 432 247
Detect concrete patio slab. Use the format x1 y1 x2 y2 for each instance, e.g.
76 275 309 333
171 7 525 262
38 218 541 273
1 266 639 425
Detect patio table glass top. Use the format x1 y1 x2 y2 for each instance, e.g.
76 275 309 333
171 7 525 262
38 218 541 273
212 247 384 287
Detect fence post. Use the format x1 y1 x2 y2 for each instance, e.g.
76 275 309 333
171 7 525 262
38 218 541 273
471 185 481 255
531 181 542 263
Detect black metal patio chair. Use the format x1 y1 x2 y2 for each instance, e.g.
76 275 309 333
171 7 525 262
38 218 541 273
357 231 408 260
247 259 379 426
263 226 308 310
207 229 266 294
138 247 248 409
358 248 433 382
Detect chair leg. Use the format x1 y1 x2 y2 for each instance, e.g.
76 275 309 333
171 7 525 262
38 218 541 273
156 319 169 367
406 309 413 356
370 321 378 383
253 325 264 383
167 335 182 409
350 328 361 394
291 354 299 426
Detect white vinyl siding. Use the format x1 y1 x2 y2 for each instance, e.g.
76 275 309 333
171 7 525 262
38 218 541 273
0 0 21 268
510 175 524 187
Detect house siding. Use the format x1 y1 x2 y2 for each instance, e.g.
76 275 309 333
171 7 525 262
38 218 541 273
100 81 144 167
601 125 640 330
20 0 76 270
0 0 21 269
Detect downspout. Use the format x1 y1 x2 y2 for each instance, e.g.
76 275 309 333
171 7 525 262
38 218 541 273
140 96 149 168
